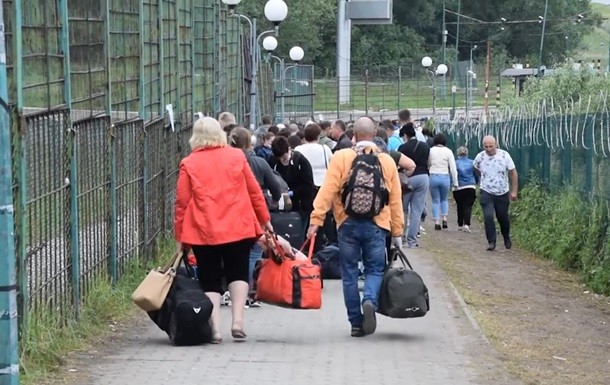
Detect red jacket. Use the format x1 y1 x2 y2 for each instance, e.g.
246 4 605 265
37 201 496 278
174 146 270 246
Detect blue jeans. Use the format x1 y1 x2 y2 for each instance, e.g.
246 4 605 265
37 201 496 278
402 174 429 247
429 174 451 220
249 243 263 288
337 218 388 327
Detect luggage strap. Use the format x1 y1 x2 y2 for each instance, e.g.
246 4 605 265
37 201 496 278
392 247 414 270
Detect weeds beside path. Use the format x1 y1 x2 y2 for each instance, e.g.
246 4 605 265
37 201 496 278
418 215 610 385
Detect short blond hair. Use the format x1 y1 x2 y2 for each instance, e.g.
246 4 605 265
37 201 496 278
189 117 227 150
218 111 236 129
457 146 468 156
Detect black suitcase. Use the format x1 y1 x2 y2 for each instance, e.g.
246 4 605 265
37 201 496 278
377 247 430 319
147 269 214 346
270 211 304 249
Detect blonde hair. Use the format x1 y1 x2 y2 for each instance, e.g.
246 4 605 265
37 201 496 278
189 117 227 150
228 127 252 150
457 146 469 156
218 111 236 129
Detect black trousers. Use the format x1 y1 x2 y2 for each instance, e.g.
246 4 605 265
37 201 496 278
453 188 477 227
480 191 511 243
192 238 255 294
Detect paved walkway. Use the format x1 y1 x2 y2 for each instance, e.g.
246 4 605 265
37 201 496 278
79 248 521 385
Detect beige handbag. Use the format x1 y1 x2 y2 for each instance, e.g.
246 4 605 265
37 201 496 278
131 251 183 312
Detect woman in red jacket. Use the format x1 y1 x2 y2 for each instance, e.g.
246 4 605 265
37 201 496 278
174 117 273 344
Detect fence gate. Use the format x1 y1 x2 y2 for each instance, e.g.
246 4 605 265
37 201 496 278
274 64 315 123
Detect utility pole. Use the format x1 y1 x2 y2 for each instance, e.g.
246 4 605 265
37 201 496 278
537 0 549 77
0 2 20 384
455 0 461 86
441 0 447 101
484 39 491 116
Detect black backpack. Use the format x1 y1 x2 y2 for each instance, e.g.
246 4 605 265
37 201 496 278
341 148 389 219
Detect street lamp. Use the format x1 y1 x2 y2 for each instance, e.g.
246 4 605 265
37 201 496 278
467 45 478 116
262 36 278 52
271 45 305 122
421 56 448 115
222 0 288 129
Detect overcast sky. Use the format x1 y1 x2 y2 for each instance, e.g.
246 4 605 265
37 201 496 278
593 0 610 5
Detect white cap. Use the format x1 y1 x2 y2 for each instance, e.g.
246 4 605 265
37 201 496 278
277 123 286 129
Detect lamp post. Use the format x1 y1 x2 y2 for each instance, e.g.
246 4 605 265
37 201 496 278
222 0 288 129
421 56 448 115
451 84 457 120
467 45 477 116
269 45 304 122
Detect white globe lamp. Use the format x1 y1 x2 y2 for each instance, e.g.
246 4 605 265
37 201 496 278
421 56 433 68
289 46 305 62
262 36 278 52
221 0 241 11
436 64 448 76
265 0 288 25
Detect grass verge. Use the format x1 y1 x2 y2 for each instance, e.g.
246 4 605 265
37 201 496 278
19 238 175 385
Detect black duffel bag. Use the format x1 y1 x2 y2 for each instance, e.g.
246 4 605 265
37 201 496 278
313 243 342 279
147 263 213 346
377 247 430 318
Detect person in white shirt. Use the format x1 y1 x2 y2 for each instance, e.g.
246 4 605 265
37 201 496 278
473 135 518 251
294 123 332 188
428 133 458 230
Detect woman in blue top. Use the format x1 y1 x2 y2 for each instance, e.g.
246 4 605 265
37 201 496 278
453 146 480 232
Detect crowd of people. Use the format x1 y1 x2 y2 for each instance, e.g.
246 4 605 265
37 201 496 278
173 109 519 342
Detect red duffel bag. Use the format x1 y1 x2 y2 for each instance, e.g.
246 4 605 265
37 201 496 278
255 231 322 309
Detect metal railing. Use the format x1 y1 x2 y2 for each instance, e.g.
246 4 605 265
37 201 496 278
1 0 276 328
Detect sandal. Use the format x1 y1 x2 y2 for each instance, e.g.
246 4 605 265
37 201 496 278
210 334 222 344
231 328 247 342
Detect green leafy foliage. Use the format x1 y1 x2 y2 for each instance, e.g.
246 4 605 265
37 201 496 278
241 0 601 72
509 179 610 295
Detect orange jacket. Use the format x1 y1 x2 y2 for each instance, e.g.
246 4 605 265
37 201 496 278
310 145 404 237
174 146 270 246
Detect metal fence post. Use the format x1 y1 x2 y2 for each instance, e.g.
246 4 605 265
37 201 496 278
158 0 165 119
11 0 27 332
58 0 80 315
108 124 118 285
364 69 369 114
397 66 402 110
584 114 594 193
336 74 340 119
0 3 20 383
105 0 118 286
562 115 572 186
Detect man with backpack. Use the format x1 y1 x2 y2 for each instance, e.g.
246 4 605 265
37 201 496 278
307 117 404 337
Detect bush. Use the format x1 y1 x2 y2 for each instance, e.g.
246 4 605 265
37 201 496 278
510 180 610 295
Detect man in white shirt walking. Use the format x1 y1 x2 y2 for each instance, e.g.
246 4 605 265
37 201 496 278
473 136 519 251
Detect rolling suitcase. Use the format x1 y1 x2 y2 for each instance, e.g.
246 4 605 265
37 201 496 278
270 211 303 249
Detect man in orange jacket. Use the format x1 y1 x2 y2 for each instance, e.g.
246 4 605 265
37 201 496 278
307 116 404 337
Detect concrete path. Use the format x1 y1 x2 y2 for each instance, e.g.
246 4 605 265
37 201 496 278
79 248 521 385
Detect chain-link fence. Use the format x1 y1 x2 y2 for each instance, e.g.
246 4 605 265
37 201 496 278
315 64 514 121
437 94 610 198
3 0 275 326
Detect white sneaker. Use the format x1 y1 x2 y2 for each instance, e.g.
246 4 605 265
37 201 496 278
463 225 471 233
220 291 232 307
419 225 426 232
